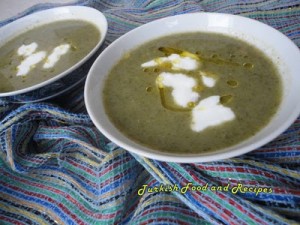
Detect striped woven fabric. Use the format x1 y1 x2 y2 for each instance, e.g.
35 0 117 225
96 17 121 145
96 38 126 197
0 0 300 224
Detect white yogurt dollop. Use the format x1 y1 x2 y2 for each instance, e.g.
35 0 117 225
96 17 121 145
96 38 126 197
43 44 70 69
157 72 199 107
17 42 38 57
191 96 235 132
16 43 71 76
201 73 216 87
142 53 199 71
17 51 46 76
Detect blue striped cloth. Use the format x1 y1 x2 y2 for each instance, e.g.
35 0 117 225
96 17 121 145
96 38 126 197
0 1 299 224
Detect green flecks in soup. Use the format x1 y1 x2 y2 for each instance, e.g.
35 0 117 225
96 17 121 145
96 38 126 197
103 32 282 154
0 20 100 92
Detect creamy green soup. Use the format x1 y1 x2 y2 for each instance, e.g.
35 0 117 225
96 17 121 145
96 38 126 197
0 20 100 92
103 32 282 154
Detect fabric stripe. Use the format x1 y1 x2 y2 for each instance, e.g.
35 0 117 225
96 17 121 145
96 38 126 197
0 0 300 224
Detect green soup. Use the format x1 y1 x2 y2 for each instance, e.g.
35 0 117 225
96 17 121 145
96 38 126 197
0 20 100 92
103 32 282 154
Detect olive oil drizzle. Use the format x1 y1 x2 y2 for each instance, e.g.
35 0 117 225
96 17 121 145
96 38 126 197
143 47 241 112
220 94 233 104
158 87 193 112
159 46 253 68
158 47 200 61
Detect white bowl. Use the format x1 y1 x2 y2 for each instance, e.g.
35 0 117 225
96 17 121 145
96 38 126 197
0 6 107 102
85 13 300 163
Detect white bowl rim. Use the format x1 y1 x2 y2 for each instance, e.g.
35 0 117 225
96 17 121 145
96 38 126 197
85 12 300 163
0 5 107 97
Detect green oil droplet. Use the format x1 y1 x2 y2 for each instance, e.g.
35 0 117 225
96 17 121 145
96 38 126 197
158 46 183 55
153 68 160 73
146 87 153 92
160 61 173 69
243 62 254 69
193 85 204 92
227 80 238 87
188 102 196 108
220 95 233 104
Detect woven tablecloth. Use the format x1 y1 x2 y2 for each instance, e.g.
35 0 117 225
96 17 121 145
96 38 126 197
0 0 299 224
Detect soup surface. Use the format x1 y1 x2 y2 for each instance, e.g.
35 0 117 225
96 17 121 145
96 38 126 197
103 32 282 154
0 19 100 92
